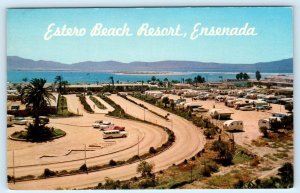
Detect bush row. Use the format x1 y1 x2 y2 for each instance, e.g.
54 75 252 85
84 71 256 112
78 95 94 113
89 96 107 110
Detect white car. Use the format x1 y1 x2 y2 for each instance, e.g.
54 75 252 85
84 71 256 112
99 121 113 130
193 107 209 112
240 106 255 111
14 117 28 125
92 120 103 128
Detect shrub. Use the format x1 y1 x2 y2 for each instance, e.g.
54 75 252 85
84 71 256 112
7 175 13 182
131 176 138 181
183 159 188 164
78 95 94 113
137 161 154 178
43 168 56 177
121 182 130 189
211 140 233 165
109 159 117 166
89 96 106 109
127 155 140 163
103 177 120 189
204 127 217 139
259 126 269 138
202 164 212 177
138 177 156 188
250 156 260 167
149 147 157 154
79 164 88 171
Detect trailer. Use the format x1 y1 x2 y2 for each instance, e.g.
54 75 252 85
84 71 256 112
223 120 244 131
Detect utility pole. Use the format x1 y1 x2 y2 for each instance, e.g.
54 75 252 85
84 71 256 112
84 144 86 166
138 135 140 157
13 150 15 184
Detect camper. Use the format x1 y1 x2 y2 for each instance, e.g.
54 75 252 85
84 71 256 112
103 130 127 139
183 102 202 110
145 90 163 99
210 109 234 119
223 120 244 131
7 115 14 126
258 119 270 129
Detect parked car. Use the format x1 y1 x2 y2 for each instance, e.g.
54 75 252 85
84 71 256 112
99 121 114 130
193 107 209 112
14 117 28 125
240 106 255 111
104 125 125 131
92 120 103 128
103 130 127 139
103 92 111 96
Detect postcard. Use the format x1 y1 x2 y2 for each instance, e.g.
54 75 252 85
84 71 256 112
6 7 293 190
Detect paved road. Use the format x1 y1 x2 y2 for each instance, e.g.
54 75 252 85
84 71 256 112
8 94 205 190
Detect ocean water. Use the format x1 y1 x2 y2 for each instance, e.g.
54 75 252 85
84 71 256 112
7 70 293 84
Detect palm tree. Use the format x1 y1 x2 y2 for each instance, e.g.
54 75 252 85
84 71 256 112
61 80 69 94
54 75 63 93
22 78 55 128
109 76 114 87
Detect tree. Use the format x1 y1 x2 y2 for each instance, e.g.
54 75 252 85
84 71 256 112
151 76 156 82
61 80 69 94
256 70 262 81
22 78 55 131
54 75 63 93
22 77 28 83
185 78 193 84
162 97 170 108
236 73 241 80
211 140 233 165
243 73 250 80
163 78 168 82
109 76 115 88
194 75 205 84
277 162 293 187
239 72 244 80
137 161 154 178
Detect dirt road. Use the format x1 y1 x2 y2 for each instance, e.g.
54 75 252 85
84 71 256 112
8 94 205 190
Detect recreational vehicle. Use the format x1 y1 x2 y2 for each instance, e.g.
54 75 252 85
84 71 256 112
223 120 244 131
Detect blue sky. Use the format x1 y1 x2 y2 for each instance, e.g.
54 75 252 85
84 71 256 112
7 7 293 64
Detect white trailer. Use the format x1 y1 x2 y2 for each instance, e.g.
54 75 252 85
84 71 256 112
223 120 244 131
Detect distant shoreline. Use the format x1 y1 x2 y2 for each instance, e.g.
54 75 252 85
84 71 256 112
7 69 293 76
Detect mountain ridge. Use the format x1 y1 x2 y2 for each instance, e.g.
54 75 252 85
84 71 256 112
7 56 293 73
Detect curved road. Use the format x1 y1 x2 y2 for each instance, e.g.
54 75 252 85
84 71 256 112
8 94 205 190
